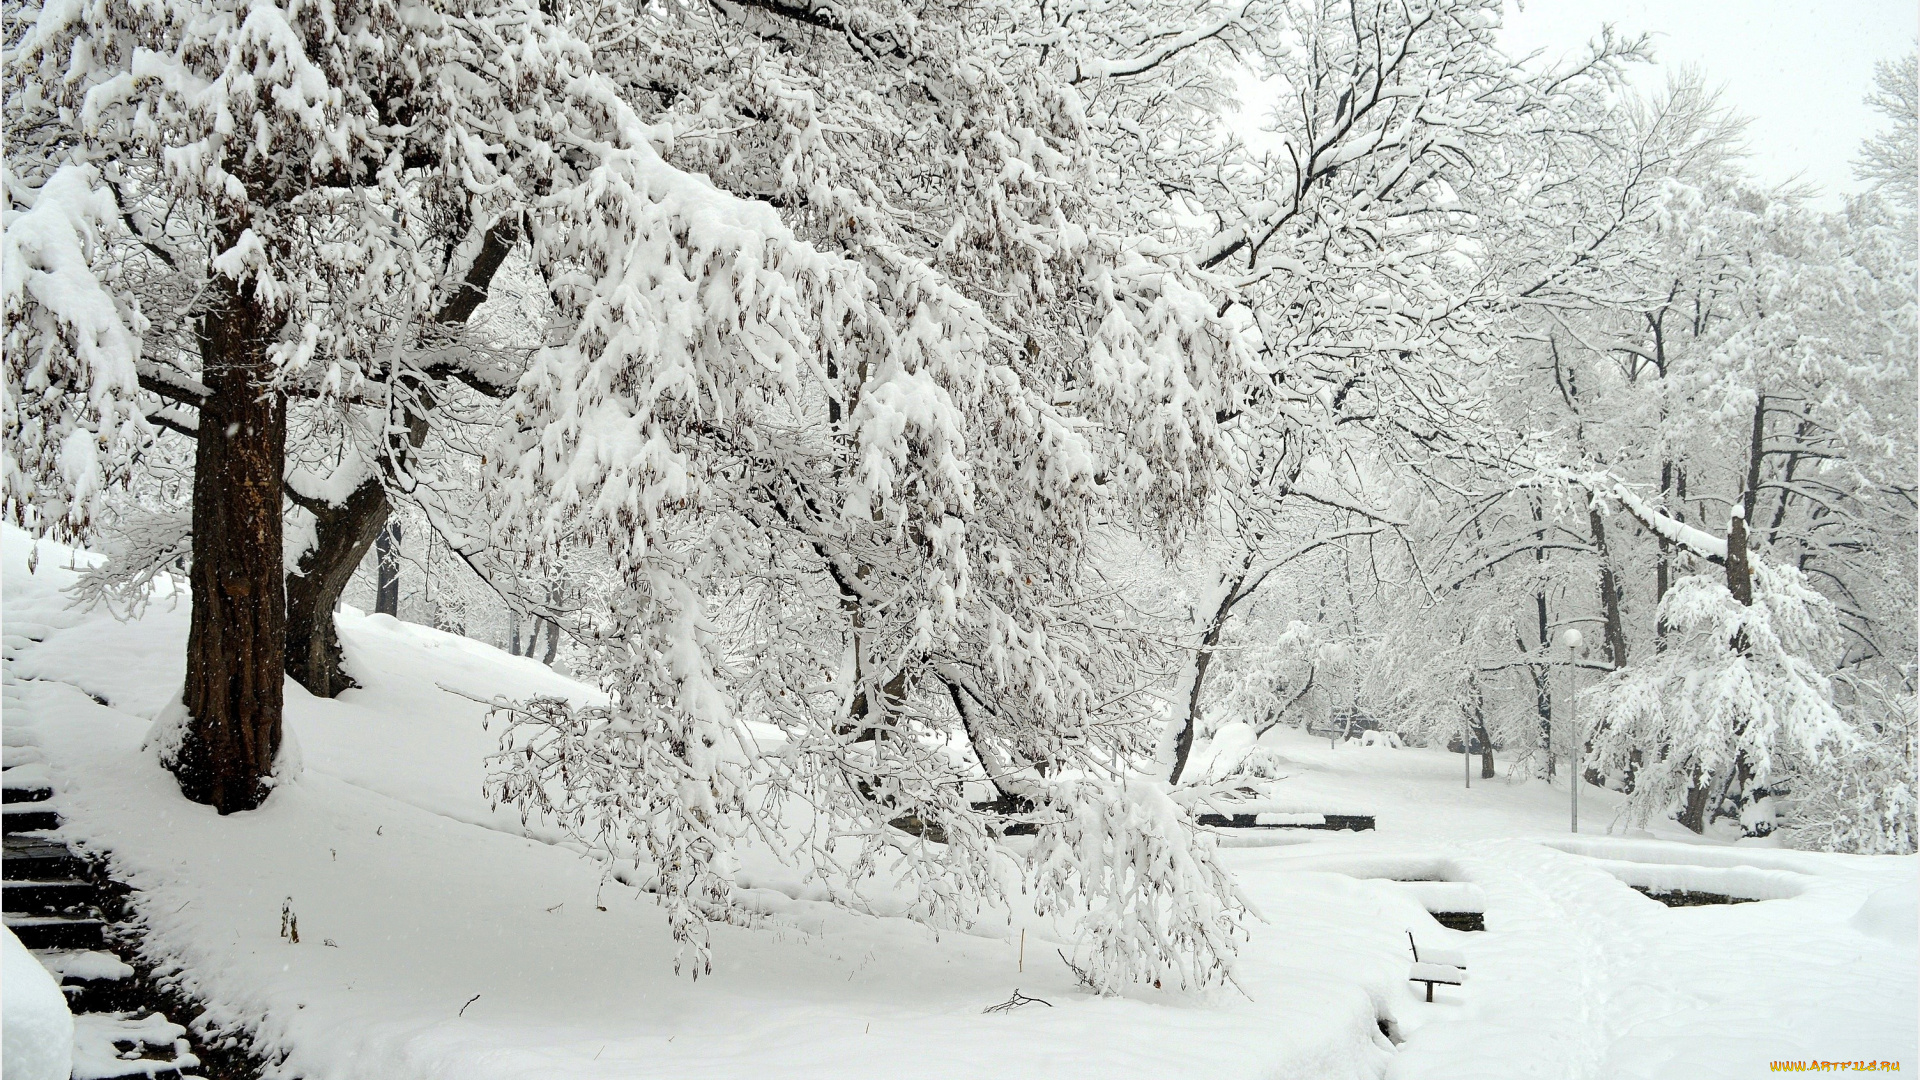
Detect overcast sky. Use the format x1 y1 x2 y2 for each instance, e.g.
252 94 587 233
1501 0 1917 206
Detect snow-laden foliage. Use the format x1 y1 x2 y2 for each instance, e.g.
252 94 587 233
486 693 1254 993
1030 778 1251 993
2 165 149 540
1146 0 1651 784
1587 559 1853 831
6 0 1262 984
455 0 1260 991
1778 672 1917 856
1856 54 1918 205
1211 619 1350 736
67 507 191 618
482 694 763 970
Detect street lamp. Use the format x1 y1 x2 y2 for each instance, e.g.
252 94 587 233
1561 628 1583 834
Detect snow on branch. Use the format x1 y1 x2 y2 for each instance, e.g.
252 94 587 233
1596 479 1727 564
1071 4 1253 83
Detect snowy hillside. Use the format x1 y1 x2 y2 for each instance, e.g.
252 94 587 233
5 528 1912 1079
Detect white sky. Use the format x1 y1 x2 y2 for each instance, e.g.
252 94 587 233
1501 0 1917 206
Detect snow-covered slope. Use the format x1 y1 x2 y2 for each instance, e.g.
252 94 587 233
3 527 1912 1079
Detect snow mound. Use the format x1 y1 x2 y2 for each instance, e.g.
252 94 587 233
1582 858 1808 902
1849 885 1918 944
72 1011 198 1080
3 926 74 1080
37 949 136 982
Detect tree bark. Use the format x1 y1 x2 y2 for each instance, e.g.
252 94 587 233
171 274 287 814
286 478 393 696
1534 591 1554 779
1168 571 1246 785
1588 507 1629 670
1679 397 1767 834
540 616 560 666
1468 676 1495 779
375 518 401 616
1726 394 1765 608
280 219 512 692
1655 462 1675 649
1528 498 1555 779
1720 394 1770 834
1677 769 1712 834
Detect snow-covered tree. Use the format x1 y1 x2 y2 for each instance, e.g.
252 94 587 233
464 0 1266 991
1856 53 1917 205
1586 560 1853 836
2 0 902 810
1153 0 1650 784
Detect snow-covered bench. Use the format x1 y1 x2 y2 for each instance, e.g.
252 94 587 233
1194 811 1376 832
1407 932 1467 1002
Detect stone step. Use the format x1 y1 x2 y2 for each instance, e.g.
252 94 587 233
1 783 53 803
73 1011 202 1080
3 835 85 880
2 805 60 833
4 877 98 914
36 949 139 1014
4 912 107 950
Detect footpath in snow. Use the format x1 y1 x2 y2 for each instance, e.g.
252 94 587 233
3 527 1913 1079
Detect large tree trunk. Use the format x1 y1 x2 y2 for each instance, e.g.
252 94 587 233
1720 395 1770 834
171 276 288 814
1655 463 1684 649
1725 394 1764 608
1528 498 1555 779
1679 397 1767 834
286 478 393 696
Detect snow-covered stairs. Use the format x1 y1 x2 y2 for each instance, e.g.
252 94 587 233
3 762 108 953
2 751 214 1079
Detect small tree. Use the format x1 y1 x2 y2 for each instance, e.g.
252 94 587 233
1587 558 1852 835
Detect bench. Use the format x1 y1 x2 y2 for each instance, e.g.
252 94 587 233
1306 723 1346 748
1407 931 1467 1002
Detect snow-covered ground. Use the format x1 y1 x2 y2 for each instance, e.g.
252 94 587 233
4 527 1913 1079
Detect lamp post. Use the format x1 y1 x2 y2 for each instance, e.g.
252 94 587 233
1561 628 1583 834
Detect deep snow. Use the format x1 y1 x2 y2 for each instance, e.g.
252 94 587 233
3 527 1913 1079
3 925 75 1080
